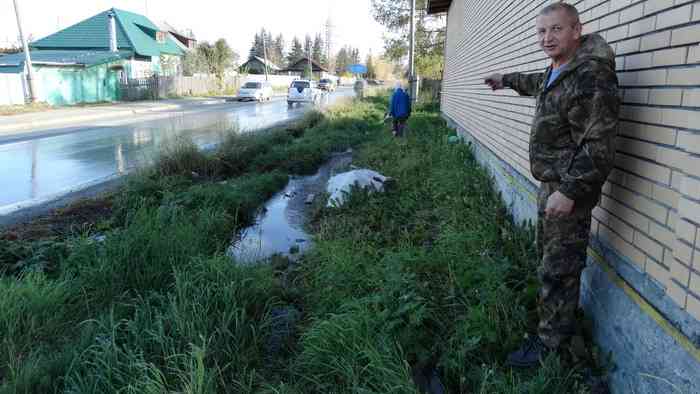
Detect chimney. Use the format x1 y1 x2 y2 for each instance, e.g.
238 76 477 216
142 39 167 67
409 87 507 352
108 11 117 52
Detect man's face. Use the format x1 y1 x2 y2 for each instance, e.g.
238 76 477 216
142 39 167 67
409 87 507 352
536 10 582 63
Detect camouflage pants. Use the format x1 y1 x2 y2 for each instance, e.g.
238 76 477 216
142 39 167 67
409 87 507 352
536 182 593 349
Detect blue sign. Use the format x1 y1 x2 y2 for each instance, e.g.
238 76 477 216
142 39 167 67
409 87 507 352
347 64 368 74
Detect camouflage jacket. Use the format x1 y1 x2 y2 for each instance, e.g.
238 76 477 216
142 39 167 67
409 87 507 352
503 34 619 205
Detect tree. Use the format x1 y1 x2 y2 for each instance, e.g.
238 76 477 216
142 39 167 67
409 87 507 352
287 36 304 65
272 34 286 67
371 0 446 79
303 35 313 58
335 46 350 75
197 39 238 89
365 54 376 79
312 33 327 67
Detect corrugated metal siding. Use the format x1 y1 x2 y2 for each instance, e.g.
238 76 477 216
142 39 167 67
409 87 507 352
0 72 26 105
441 0 700 321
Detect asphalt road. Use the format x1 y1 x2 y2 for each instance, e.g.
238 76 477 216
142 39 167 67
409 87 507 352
0 87 355 213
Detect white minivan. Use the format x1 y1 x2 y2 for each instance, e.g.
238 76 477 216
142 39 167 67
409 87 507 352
287 80 320 108
238 81 273 102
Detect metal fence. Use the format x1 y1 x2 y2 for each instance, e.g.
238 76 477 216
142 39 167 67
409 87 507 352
119 77 159 101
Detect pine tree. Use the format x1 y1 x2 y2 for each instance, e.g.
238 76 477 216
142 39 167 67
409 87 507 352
287 36 304 66
273 34 285 67
366 54 376 79
312 34 327 67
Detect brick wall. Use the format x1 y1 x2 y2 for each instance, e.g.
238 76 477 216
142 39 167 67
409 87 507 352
441 0 700 322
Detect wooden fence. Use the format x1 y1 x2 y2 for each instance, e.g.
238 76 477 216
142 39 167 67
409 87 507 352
119 75 241 101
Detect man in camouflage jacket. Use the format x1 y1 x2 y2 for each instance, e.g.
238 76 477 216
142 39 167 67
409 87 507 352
485 3 619 367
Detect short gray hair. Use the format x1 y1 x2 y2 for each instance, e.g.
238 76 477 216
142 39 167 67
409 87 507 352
539 2 580 25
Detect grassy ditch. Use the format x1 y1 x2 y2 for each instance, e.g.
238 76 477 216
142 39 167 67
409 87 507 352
0 96 602 393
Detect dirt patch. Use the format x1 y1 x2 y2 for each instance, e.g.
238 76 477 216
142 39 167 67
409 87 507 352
1 196 113 241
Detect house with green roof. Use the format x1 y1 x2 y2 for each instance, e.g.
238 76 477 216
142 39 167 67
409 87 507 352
0 8 185 105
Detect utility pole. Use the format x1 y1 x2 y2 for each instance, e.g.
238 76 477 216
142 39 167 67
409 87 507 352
408 0 417 103
308 45 313 81
262 32 269 81
13 0 37 103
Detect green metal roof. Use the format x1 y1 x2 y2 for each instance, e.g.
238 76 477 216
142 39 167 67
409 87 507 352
31 8 183 57
0 50 132 68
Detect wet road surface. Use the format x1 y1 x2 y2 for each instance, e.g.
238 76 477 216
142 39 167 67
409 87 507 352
0 88 355 212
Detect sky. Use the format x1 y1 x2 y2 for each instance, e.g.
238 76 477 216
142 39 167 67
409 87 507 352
0 0 388 60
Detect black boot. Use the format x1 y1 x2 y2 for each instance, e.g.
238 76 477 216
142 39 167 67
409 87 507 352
506 336 551 368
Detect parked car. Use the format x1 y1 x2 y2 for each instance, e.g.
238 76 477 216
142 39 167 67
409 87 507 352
238 81 273 102
287 80 321 107
318 78 336 92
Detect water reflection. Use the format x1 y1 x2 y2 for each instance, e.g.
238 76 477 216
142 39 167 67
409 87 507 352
0 89 355 210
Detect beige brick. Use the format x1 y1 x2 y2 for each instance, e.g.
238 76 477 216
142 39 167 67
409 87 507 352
600 12 620 30
601 195 651 231
668 210 679 229
661 107 692 128
682 89 700 107
629 16 656 36
689 45 700 64
610 213 635 241
607 25 629 42
635 230 665 260
650 221 676 248
616 37 640 54
621 105 663 123
680 176 700 197
671 255 692 283
624 172 653 197
655 146 688 169
617 135 656 157
626 52 654 69
674 238 695 265
644 0 674 15
591 218 599 235
623 88 649 104
646 257 671 287
667 279 688 308
621 3 644 23
690 272 700 294
653 184 680 209
672 171 684 191
652 47 688 67
671 24 700 46
616 153 672 184
649 88 683 106
676 218 698 244
637 69 667 85
668 68 700 85
641 31 671 51
619 122 676 145
678 131 700 153
680 154 700 178
655 4 692 29
679 197 700 224
599 222 647 268
687 293 700 321
695 4 700 21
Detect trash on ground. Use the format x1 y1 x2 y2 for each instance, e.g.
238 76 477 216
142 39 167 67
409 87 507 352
326 169 390 207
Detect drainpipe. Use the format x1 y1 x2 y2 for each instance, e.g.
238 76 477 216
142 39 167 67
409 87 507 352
13 0 37 103
108 11 118 53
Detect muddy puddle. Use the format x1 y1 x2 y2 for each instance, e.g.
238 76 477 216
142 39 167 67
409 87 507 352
227 151 353 264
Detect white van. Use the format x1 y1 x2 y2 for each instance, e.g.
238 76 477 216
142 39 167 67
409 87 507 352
287 80 320 107
238 81 273 102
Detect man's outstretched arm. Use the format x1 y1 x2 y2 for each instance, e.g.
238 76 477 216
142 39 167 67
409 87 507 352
486 72 545 97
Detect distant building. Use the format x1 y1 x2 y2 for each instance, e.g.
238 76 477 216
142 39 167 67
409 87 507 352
159 22 197 52
281 57 330 80
239 56 282 75
0 8 185 105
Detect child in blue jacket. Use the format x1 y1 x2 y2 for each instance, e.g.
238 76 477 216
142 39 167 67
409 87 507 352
388 82 411 137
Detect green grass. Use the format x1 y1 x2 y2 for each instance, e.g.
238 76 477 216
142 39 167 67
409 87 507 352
0 96 600 393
